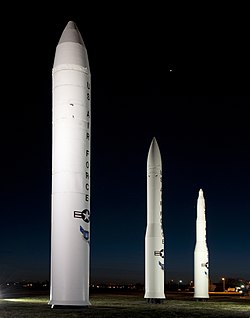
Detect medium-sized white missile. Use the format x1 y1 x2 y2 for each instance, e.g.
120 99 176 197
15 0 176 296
194 189 209 299
144 137 165 303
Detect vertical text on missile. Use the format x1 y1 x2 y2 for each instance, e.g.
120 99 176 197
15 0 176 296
85 82 90 203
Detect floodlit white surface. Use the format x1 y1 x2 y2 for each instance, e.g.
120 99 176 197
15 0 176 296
49 21 91 307
194 189 209 299
144 137 165 299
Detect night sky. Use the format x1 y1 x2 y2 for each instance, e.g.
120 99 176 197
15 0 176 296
1 4 249 286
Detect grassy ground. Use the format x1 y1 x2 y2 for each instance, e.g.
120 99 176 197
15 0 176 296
0 292 249 317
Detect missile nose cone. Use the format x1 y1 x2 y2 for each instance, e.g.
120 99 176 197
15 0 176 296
198 189 205 202
197 189 205 217
53 20 90 71
58 21 85 45
147 137 161 168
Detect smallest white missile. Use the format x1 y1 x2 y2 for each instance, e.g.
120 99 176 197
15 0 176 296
194 189 209 299
144 137 165 303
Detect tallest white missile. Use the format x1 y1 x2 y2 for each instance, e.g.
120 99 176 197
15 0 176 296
194 189 209 299
49 21 91 307
144 137 165 303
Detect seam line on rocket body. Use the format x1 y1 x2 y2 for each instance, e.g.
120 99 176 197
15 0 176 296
53 64 90 74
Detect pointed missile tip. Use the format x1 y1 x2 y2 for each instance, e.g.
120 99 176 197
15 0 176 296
53 19 90 70
67 20 75 27
150 137 159 150
147 137 161 167
66 21 79 30
199 189 204 198
58 20 84 46
151 137 158 146
64 20 78 32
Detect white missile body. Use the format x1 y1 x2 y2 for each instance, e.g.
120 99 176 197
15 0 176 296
144 137 165 302
194 189 209 299
49 21 91 307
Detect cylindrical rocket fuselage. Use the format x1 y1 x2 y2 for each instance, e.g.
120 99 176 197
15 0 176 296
194 189 209 299
49 21 91 307
144 138 165 300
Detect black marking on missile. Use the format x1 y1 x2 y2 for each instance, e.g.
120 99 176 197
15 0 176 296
201 262 209 269
159 261 164 270
74 209 90 223
80 225 89 240
154 249 164 258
